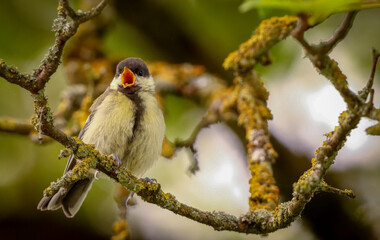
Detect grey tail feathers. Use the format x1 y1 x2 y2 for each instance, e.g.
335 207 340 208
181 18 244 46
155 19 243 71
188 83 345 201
37 178 94 218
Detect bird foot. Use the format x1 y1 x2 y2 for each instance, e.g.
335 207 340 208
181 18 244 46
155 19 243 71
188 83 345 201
139 177 158 185
126 191 135 206
109 153 121 167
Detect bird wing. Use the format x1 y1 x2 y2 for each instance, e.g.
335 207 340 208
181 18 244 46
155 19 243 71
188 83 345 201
64 87 113 173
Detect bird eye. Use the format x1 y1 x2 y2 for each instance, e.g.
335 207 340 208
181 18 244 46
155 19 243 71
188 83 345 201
137 70 143 76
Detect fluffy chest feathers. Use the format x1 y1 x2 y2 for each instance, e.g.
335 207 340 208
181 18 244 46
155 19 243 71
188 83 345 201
81 90 165 175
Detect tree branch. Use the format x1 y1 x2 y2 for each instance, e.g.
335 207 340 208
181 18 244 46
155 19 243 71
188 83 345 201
0 117 34 135
42 99 362 234
1 0 378 236
292 13 379 122
223 16 299 211
0 0 108 147
313 11 357 55
32 0 109 93
0 61 33 92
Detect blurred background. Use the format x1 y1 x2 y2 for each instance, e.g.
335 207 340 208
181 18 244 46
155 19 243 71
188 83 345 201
0 0 380 239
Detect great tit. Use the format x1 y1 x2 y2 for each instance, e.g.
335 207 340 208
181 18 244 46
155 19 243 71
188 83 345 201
37 57 165 217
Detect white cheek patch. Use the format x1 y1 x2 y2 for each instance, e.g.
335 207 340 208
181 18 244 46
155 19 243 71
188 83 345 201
110 76 121 90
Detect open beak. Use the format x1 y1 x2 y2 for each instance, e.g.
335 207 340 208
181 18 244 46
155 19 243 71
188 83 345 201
121 67 135 88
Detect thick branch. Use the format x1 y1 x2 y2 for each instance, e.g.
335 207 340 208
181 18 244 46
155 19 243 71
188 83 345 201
222 16 300 211
43 103 360 234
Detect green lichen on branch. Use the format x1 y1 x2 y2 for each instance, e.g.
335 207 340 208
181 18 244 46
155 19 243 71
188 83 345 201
308 54 362 110
293 110 359 204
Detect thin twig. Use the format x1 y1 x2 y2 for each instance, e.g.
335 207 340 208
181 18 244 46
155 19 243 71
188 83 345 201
314 12 357 55
60 0 77 19
77 0 108 23
360 48 380 100
292 15 380 122
320 181 356 199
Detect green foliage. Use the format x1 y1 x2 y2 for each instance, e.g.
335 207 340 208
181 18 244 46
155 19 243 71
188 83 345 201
239 0 380 25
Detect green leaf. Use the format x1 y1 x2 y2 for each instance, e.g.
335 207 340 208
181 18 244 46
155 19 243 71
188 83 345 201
239 0 380 25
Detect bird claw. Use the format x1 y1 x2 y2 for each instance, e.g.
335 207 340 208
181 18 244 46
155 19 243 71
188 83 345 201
139 177 157 185
126 191 135 207
109 153 121 167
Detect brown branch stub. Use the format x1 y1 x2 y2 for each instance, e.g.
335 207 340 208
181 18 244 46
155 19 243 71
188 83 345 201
320 181 356 199
223 15 298 72
0 60 34 92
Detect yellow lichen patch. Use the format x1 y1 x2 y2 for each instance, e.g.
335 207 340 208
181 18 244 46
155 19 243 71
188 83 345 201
71 160 90 181
248 163 279 210
237 79 272 132
162 191 175 201
344 189 355 198
223 15 298 72
216 86 240 113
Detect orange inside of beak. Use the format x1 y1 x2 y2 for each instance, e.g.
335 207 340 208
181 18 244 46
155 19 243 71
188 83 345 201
121 68 135 88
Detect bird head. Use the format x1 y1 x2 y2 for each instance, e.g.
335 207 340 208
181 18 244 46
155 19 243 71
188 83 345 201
110 57 155 94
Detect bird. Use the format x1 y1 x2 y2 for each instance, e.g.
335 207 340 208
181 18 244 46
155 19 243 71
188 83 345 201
37 57 165 218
